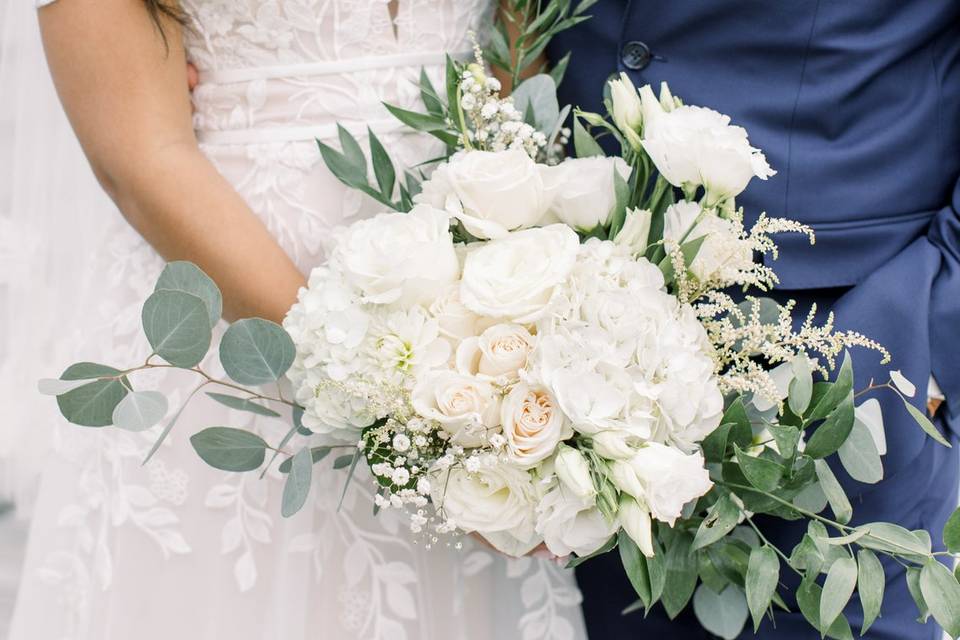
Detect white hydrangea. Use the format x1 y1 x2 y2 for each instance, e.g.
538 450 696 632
527 239 723 450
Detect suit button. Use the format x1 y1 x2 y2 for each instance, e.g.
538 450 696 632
622 41 652 70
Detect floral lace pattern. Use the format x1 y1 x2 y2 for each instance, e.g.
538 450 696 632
10 2 586 639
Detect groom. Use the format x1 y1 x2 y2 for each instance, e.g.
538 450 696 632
550 1 960 638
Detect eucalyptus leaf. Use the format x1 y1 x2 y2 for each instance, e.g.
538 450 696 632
38 377 99 396
190 427 267 472
820 556 857 632
692 585 748 640
278 447 332 473
734 445 784 492
857 522 932 559
205 392 281 418
768 424 801 460
857 549 884 635
805 392 855 459
573 116 604 158
907 567 931 623
220 318 295 385
788 356 814 416
281 446 313 517
566 534 617 568
56 363 129 427
920 560 960 637
511 74 560 133
746 546 779 631
814 460 852 524
141 289 212 368
796 577 854 640
807 352 853 423
692 492 741 551
155 261 222 327
944 507 960 554
903 397 951 447
618 530 652 610
112 390 168 432
837 417 883 484
661 532 697 619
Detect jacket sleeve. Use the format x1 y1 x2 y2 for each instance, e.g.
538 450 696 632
928 175 960 418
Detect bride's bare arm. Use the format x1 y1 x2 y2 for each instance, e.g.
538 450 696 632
38 0 305 324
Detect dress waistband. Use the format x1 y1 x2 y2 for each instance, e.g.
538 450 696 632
198 51 471 85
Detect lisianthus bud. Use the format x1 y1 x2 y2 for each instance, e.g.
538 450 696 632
609 459 644 499
619 494 654 557
590 430 639 460
609 72 643 134
555 445 595 498
612 209 652 257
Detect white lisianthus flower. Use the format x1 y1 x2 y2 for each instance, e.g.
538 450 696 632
456 323 535 383
500 384 571 469
460 224 580 323
554 445 595 498
431 463 541 556
638 84 775 206
662 200 755 284
411 370 500 446
618 494 654 557
609 72 643 138
590 430 643 461
414 149 548 239
331 204 459 307
428 284 485 343
614 208 653 256
611 443 713 526
539 157 631 231
536 483 617 557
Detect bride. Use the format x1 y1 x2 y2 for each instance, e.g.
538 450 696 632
6 1 586 638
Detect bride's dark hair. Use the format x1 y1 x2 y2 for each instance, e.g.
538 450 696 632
144 0 188 35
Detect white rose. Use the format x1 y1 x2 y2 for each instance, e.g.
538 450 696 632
500 384 570 469
332 204 459 307
662 201 754 283
432 463 541 556
415 149 547 239
540 157 631 231
611 443 713 526
429 284 485 342
536 483 617 557
460 224 580 323
638 84 775 206
554 445 595 498
411 370 500 447
456 323 535 382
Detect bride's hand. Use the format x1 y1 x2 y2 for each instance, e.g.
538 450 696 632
469 533 566 562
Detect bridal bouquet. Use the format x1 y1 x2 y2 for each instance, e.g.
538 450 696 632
42 6 960 638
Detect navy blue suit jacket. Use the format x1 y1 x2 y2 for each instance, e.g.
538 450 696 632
550 2 960 638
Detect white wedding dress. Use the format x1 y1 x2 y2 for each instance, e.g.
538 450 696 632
6 2 587 639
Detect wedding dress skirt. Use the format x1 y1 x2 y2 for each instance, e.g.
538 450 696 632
7 2 587 638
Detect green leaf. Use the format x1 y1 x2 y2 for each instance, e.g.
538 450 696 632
797 577 854 640
805 392 855 459
205 392 281 418
945 507 960 554
511 74 560 133
607 167 630 239
837 417 883 484
155 261 222 327
807 352 853 422
618 530 651 610
220 318 295 386
367 128 396 199
573 116 604 158
56 363 129 427
337 451 362 511
723 397 754 450
658 234 707 286
857 549 884 635
333 454 356 469
702 422 733 463
814 460 852 524
692 585 749 640
787 357 813 416
316 138 367 189
746 546 779 631
383 103 457 141
281 446 313 517
548 51 571 87
566 534 617 568
903 397 951 447
661 533 698 619
692 493 741 551
112 390 168 432
142 289 212 368
789 534 825 574
734 445 784 492
907 567 931 623
858 522 932 559
418 67 445 116
920 560 960 637
820 556 857 632
189 427 267 472
768 424 801 460
278 447 332 473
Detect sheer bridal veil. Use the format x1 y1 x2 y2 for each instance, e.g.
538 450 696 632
0 0 112 514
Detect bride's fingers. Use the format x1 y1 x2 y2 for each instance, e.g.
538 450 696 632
469 535 562 562
186 61 199 92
